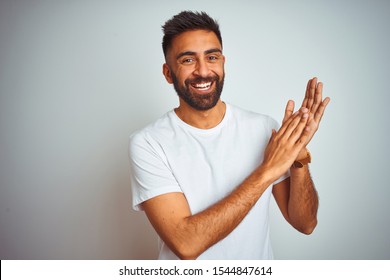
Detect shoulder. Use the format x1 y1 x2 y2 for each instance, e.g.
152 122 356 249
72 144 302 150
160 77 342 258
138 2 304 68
130 111 174 144
129 111 177 156
228 103 280 131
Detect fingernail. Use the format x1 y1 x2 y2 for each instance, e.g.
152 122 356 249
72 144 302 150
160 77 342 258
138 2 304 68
303 113 309 118
301 107 309 113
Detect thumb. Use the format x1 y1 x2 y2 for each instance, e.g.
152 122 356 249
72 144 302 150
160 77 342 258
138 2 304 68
269 129 277 143
282 100 295 124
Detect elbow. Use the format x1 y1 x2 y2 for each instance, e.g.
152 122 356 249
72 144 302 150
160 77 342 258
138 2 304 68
288 213 318 235
165 222 205 260
173 243 200 260
168 237 203 260
298 218 317 235
178 253 197 260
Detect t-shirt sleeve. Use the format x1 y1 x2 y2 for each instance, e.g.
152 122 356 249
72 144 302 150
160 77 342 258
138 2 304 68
129 132 182 211
267 116 291 185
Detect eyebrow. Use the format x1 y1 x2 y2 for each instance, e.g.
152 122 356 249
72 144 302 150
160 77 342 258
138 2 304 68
176 48 222 60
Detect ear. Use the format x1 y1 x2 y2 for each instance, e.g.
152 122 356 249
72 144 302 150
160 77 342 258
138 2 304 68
162 63 173 84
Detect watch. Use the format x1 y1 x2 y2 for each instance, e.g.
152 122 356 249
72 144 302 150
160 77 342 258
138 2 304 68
292 149 311 168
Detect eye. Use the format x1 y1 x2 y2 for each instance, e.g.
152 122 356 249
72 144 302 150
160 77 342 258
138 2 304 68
181 57 195 64
207 54 219 62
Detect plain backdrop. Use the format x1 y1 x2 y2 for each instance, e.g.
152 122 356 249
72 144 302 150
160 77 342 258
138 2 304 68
1 0 389 259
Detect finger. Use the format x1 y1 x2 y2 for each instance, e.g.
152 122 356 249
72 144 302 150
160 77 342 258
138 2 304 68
283 108 309 140
277 110 300 136
306 77 317 111
301 78 312 109
282 100 295 124
296 124 311 149
268 129 276 143
314 97 330 124
305 113 318 141
310 81 323 118
288 109 310 143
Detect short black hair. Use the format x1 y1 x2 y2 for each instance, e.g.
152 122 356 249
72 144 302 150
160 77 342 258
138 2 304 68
162 11 222 58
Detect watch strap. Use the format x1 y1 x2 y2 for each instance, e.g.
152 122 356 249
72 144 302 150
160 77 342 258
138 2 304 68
292 149 311 168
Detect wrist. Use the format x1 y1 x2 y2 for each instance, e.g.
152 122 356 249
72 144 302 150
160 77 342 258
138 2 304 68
296 147 309 161
292 148 311 169
255 162 283 186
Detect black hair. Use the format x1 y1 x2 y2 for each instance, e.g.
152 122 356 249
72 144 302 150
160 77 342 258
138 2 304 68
161 11 222 58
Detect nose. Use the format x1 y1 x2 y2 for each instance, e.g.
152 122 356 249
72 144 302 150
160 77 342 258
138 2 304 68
193 59 210 77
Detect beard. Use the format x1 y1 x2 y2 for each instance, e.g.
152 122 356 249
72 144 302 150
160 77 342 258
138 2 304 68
171 71 225 111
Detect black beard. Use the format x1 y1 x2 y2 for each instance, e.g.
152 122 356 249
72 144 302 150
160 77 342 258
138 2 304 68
171 72 225 111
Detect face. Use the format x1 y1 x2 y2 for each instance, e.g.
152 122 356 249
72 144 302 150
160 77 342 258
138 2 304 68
163 30 225 111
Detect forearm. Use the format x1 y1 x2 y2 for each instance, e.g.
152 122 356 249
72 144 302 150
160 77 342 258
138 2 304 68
174 166 275 259
144 109 312 259
173 111 312 258
288 165 318 234
279 77 328 234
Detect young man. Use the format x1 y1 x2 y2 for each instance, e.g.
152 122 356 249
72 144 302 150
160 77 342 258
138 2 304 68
129 11 330 260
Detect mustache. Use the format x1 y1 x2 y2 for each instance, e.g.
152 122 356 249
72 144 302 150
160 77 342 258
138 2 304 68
185 75 219 85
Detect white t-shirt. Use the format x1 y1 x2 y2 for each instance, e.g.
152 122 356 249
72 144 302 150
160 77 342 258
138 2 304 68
129 103 289 259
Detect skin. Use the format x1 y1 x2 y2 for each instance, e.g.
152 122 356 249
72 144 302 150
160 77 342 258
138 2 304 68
143 30 330 259
162 30 226 129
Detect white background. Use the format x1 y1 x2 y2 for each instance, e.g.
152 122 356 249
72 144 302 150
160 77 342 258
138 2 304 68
1 0 389 259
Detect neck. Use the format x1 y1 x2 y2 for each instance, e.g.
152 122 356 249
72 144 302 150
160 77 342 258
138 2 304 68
174 99 226 129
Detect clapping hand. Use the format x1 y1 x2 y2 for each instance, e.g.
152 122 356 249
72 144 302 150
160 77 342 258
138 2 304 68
283 77 330 156
262 77 330 180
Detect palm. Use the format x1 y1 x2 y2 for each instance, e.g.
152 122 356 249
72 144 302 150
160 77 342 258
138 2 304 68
282 77 330 148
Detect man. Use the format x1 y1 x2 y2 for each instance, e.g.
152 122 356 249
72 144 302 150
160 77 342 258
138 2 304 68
129 11 330 260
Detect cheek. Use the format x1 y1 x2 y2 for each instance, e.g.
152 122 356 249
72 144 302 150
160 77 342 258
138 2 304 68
210 61 225 72
176 68 194 82
212 66 225 79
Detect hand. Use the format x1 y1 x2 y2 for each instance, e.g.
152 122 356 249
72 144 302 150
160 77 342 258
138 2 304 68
283 77 330 158
262 108 311 181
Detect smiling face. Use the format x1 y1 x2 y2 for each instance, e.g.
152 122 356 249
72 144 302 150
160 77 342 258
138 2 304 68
163 30 225 111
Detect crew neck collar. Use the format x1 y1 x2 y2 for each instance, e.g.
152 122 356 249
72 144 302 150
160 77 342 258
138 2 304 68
171 103 231 134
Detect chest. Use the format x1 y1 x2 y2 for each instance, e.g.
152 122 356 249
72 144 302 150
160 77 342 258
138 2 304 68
163 127 269 213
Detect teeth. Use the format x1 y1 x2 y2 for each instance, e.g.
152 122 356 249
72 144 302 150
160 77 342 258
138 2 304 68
193 82 211 89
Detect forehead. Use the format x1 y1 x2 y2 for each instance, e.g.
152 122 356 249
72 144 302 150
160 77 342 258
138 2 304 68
168 30 222 58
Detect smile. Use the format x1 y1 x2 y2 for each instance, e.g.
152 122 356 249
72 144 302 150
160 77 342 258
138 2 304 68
190 81 213 91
